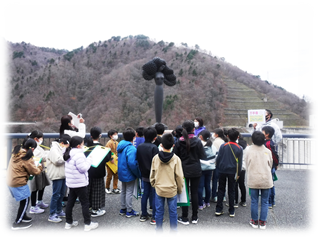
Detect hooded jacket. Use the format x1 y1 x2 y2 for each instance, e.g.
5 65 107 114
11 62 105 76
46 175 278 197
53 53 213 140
47 141 66 180
7 149 43 187
150 151 184 198
137 142 159 182
216 141 243 175
117 140 141 182
174 134 206 178
65 148 92 188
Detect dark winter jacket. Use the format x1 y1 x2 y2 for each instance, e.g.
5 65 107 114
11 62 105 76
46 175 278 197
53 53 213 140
85 142 111 179
216 141 243 175
137 142 159 182
174 134 206 178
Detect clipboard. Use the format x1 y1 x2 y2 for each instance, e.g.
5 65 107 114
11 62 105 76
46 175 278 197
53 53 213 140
29 157 42 180
177 178 190 206
106 153 118 174
87 145 111 168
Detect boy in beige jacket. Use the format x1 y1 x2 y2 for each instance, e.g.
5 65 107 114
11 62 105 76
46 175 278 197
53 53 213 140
150 133 184 232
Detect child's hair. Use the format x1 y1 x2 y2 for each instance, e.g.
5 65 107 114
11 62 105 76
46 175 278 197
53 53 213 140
59 134 71 145
123 127 136 142
143 127 157 143
182 120 195 153
213 128 228 142
161 133 175 150
86 126 102 146
12 139 37 161
262 126 275 139
107 129 118 139
63 136 84 161
135 126 144 137
60 115 77 135
154 123 165 135
195 117 204 127
252 131 265 146
28 130 44 139
198 130 212 147
227 128 239 142
173 125 183 139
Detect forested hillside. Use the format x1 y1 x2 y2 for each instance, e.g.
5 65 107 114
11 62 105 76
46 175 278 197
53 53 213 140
7 35 309 133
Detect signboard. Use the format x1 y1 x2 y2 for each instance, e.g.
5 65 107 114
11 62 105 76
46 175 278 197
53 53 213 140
248 109 266 125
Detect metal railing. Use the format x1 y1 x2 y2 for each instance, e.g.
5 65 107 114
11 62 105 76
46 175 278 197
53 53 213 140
3 133 314 170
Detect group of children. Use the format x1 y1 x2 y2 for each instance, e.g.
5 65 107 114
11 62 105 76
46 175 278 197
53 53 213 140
7 114 280 231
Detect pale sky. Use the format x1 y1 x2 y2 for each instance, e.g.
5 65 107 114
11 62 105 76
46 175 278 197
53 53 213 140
1 0 317 101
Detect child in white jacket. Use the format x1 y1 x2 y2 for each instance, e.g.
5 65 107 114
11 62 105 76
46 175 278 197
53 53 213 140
63 136 98 231
47 134 71 223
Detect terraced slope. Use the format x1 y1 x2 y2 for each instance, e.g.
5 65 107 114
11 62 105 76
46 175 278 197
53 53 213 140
222 77 308 127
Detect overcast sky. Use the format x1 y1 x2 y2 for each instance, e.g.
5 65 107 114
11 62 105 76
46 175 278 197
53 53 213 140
1 0 317 101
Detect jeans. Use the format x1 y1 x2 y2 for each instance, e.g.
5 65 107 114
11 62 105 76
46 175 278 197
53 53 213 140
50 179 67 215
198 170 212 206
211 168 219 199
66 186 91 225
155 193 177 232
250 188 270 221
235 170 246 203
216 173 235 214
268 168 276 205
182 177 200 219
141 181 156 217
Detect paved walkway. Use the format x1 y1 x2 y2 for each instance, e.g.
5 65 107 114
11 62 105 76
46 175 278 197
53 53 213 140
2 168 315 235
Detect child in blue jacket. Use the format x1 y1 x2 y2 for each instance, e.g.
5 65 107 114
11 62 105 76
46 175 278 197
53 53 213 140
117 128 141 218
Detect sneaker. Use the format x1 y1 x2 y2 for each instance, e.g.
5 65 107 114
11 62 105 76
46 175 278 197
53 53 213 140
177 217 189 225
140 215 149 222
249 219 259 229
91 209 106 217
36 201 49 209
22 215 32 223
119 209 127 216
215 211 224 216
206 202 210 208
112 188 121 194
150 217 156 225
268 204 273 209
126 209 140 218
234 202 239 208
212 197 217 203
57 210 66 218
191 217 198 224
239 202 247 207
84 222 99 231
259 220 267 230
170 232 181 237
65 221 79 230
12 221 32 230
202 202 206 209
105 188 112 194
198 205 204 211
48 214 62 223
29 206 44 214
229 212 235 217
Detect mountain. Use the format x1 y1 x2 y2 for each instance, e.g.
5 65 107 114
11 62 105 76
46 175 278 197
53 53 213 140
7 35 309 133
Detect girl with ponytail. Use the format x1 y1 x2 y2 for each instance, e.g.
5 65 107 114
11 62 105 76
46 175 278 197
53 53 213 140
174 120 206 225
47 134 71 223
7 139 43 230
28 130 51 214
63 136 99 231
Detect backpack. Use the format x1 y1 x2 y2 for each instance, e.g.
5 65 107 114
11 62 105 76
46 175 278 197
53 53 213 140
200 145 217 171
265 140 279 167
